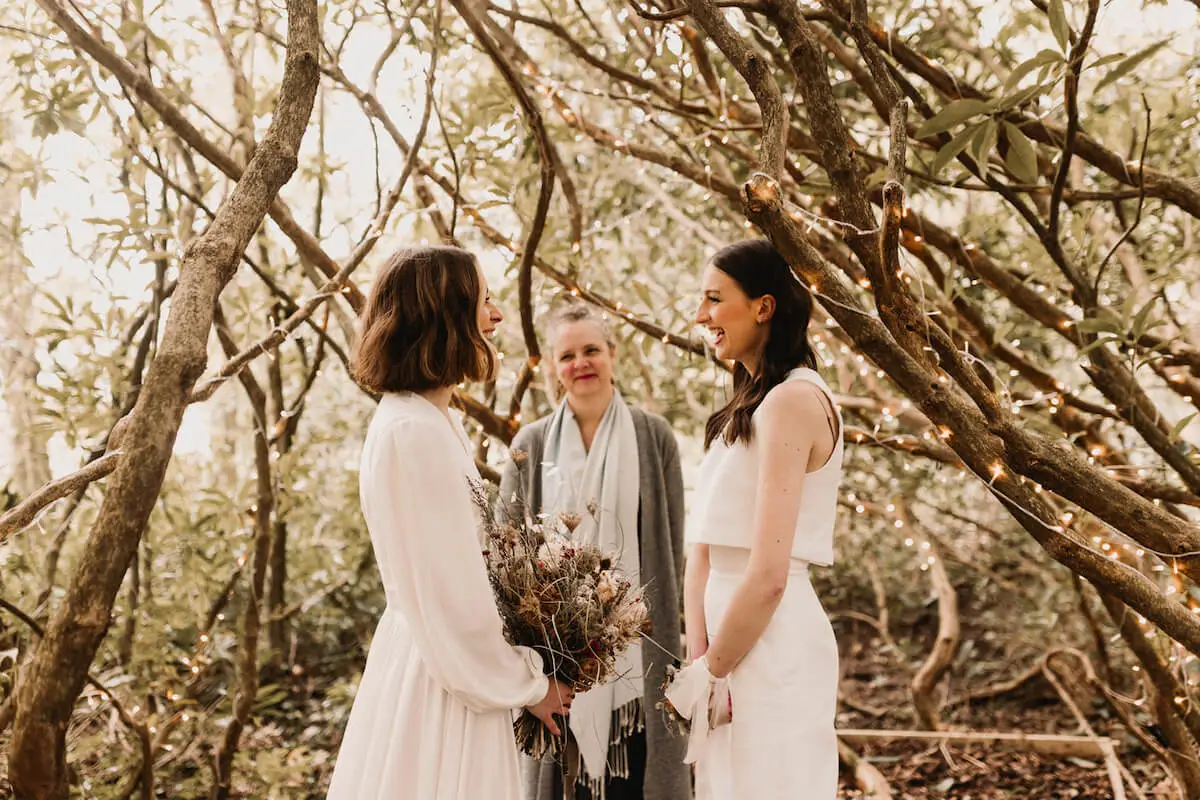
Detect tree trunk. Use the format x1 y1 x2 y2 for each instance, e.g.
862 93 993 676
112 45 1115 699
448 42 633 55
210 310 276 799
266 342 289 659
909 539 960 730
7 2 319 796
0 150 52 582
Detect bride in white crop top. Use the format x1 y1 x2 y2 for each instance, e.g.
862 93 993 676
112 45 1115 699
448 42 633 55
665 239 842 799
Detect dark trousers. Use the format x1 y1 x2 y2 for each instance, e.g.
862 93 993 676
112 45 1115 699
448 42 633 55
552 729 648 800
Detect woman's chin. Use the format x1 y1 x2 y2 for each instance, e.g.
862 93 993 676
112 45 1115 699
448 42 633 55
569 378 607 395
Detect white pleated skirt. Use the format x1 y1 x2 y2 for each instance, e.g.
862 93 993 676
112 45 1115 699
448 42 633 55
697 545 839 800
326 609 526 799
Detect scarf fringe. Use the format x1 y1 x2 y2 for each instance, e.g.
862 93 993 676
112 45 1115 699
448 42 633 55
575 697 645 800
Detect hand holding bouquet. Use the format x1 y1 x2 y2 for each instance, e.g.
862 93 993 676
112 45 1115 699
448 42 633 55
662 656 732 764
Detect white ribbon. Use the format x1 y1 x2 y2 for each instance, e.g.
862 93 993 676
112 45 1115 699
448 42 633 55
663 656 726 764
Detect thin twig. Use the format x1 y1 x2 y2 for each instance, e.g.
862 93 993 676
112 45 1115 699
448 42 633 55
1093 96 1152 297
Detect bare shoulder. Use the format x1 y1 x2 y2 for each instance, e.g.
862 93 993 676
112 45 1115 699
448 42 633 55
758 379 830 432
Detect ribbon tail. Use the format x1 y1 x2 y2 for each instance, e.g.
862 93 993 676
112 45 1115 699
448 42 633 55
664 659 715 765
682 694 710 764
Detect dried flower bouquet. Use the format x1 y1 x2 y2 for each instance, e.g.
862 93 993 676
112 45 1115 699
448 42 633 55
471 457 650 760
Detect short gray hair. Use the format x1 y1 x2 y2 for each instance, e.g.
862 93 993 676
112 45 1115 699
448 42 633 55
545 302 616 352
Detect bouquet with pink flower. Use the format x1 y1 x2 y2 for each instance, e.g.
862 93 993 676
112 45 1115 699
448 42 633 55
470 457 651 759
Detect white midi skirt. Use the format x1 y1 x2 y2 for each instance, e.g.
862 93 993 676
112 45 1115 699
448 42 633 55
698 545 839 799
326 609 527 799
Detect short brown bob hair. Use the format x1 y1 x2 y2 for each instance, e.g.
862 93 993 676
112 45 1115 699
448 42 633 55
351 246 497 393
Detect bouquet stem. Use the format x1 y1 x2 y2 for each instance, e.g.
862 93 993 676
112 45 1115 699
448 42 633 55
514 709 567 761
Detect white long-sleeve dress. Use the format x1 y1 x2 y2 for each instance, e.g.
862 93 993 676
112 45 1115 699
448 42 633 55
327 392 549 800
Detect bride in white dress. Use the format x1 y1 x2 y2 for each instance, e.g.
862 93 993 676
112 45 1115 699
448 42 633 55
667 239 842 799
327 246 573 799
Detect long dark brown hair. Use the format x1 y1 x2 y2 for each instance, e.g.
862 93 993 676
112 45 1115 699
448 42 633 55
704 239 818 449
350 246 497 393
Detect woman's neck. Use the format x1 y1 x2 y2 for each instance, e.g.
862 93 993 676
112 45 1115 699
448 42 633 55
568 385 613 424
567 386 614 451
740 339 771 377
417 385 455 412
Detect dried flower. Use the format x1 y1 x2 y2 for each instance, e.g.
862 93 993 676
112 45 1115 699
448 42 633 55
472 476 650 761
511 448 529 466
596 570 617 604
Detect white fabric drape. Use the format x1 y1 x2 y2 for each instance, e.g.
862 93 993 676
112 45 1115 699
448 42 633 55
540 391 642 785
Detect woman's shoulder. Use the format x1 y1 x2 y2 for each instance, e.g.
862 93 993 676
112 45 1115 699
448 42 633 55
371 395 443 442
630 407 678 449
510 414 551 450
759 374 832 425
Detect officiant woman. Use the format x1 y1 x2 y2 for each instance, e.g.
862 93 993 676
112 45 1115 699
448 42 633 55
499 302 691 800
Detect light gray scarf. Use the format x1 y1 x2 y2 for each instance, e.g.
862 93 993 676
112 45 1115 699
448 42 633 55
541 390 642 790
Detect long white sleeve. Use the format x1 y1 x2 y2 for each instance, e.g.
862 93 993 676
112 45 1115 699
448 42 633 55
360 417 548 713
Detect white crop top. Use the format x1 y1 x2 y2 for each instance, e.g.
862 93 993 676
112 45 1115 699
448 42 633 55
688 368 843 566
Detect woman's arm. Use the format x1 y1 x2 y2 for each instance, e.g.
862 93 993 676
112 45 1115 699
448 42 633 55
684 542 711 660
703 382 826 678
368 421 550 712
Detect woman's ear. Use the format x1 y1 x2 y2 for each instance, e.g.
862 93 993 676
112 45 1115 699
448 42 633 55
756 294 777 324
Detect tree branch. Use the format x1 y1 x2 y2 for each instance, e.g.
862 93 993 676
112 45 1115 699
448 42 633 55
10 2 319 793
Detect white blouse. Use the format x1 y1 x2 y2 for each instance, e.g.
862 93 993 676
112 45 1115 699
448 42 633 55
688 368 843 566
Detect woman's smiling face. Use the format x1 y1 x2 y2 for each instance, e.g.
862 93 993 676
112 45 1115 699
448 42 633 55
551 318 615 399
694 264 770 366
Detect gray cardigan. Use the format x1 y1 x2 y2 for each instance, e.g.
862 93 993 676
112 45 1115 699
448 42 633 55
499 408 692 800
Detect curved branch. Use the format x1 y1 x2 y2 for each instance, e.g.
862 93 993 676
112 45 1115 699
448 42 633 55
450 0 555 375
1093 97 1151 296
631 0 770 21
686 0 788 179
10 2 320 793
0 452 122 543
42 0 365 312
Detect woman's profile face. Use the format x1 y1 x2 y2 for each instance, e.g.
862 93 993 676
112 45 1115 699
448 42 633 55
476 266 503 338
552 319 615 400
694 264 769 365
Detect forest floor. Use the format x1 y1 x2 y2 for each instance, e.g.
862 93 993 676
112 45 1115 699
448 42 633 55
834 634 1168 799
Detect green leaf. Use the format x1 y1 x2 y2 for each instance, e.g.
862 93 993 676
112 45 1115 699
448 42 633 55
1094 39 1171 92
930 122 985 175
1048 0 1071 53
1170 412 1197 444
1077 335 1116 357
1130 297 1158 340
1086 52 1128 71
632 279 655 310
1003 122 1040 184
969 120 999 173
1072 316 1120 335
1003 49 1062 93
916 99 994 137
996 80 1054 112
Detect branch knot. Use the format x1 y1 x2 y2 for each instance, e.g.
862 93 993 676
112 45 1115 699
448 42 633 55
743 172 782 212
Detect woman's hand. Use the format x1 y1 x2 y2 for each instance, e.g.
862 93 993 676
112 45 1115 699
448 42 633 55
686 632 709 661
525 679 574 735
